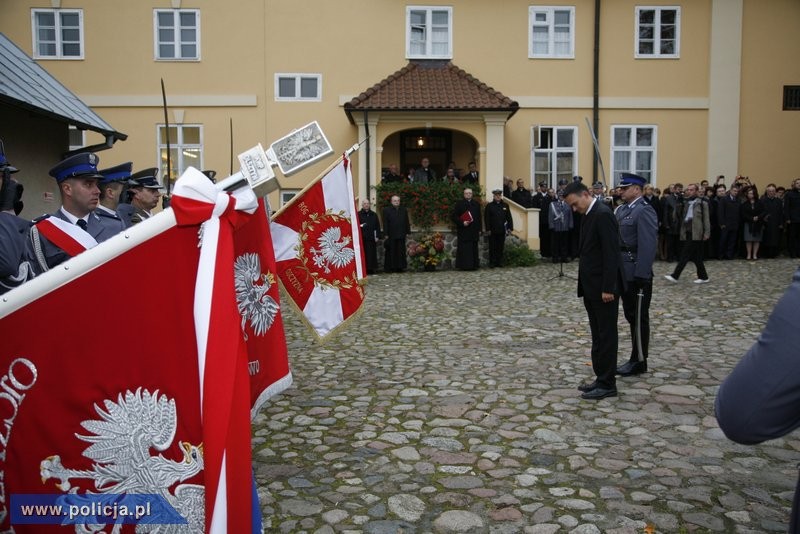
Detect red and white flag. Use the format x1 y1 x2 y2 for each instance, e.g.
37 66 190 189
271 157 366 339
0 167 285 533
231 199 292 418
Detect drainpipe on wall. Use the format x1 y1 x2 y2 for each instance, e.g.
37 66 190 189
363 110 371 199
592 0 601 184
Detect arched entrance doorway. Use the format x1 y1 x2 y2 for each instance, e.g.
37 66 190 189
381 128 479 182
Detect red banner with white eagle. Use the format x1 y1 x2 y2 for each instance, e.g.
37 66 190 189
0 167 291 533
270 157 366 339
0 222 209 533
232 200 292 418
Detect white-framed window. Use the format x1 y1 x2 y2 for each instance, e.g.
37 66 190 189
31 9 83 59
531 126 577 190
275 74 322 101
157 124 203 186
611 125 656 185
529 6 575 59
406 6 452 59
68 126 85 151
280 190 299 207
154 9 200 60
635 6 680 58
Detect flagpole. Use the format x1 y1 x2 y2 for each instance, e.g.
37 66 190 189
584 116 607 185
269 138 367 221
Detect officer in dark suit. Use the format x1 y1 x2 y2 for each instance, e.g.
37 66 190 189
614 173 658 377
451 187 482 270
484 188 513 267
563 181 623 400
118 168 163 226
95 161 132 233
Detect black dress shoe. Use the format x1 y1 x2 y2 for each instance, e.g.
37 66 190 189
581 387 618 400
617 361 647 376
577 381 598 392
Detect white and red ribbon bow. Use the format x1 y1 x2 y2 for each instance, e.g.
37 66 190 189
170 167 257 534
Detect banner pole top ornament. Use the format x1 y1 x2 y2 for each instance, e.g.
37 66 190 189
231 121 335 197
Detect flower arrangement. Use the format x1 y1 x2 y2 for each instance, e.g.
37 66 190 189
407 232 448 270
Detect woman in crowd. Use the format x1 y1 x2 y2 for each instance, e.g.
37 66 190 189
741 186 764 260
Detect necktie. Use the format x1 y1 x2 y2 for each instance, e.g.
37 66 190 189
76 219 88 232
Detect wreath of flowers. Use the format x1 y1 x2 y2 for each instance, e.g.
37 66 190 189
407 232 448 269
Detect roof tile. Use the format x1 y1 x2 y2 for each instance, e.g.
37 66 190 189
345 60 518 117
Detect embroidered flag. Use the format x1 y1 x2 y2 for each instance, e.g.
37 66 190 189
271 157 365 339
0 167 263 533
232 199 292 418
0 220 207 533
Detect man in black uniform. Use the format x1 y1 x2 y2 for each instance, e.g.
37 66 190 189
614 173 658 377
484 189 513 267
358 199 381 274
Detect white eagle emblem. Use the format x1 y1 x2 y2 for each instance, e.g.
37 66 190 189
274 124 327 167
234 252 279 338
40 388 204 533
309 226 356 274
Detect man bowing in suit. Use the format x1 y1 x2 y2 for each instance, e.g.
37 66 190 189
563 181 623 400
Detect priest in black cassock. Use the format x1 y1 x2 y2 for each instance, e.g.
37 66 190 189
451 187 483 270
358 199 382 274
382 195 411 272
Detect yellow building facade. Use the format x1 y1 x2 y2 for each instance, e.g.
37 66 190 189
1 0 798 246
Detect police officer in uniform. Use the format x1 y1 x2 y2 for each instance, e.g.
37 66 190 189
0 142 35 294
615 173 658 376
118 168 163 226
27 153 107 272
95 161 132 233
484 188 514 267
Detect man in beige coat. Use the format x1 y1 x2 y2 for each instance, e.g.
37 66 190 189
664 183 711 284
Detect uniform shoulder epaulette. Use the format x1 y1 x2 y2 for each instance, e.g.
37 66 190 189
93 209 119 220
32 213 51 224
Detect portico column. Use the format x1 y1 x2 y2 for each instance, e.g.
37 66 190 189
483 113 507 202
353 113 379 203
707 0 743 179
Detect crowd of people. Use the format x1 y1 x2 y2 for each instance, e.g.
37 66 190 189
381 157 480 185
507 174 800 265
0 142 169 295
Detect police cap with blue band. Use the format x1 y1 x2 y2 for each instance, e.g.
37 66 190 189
49 152 103 182
98 162 133 184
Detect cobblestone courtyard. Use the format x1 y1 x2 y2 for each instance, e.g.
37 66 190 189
252 258 800 534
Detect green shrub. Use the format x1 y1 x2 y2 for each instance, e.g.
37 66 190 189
503 240 538 267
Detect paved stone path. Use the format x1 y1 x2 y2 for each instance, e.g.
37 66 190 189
252 258 800 533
